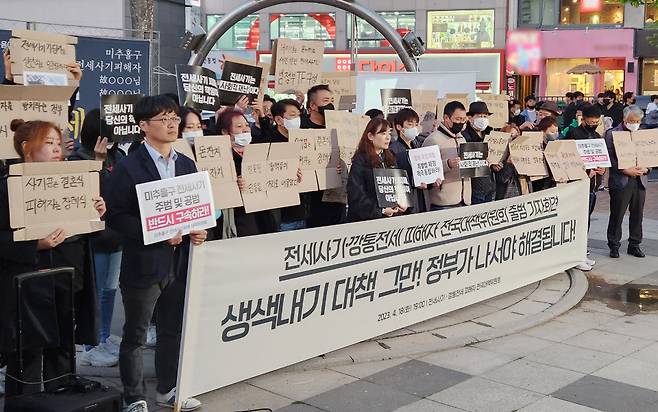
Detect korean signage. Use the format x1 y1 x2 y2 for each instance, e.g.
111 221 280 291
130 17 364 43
409 146 444 186
575 139 611 169
217 60 262 106
176 181 590 400
380 88 413 118
459 142 490 178
272 39 324 93
175 64 220 112
135 171 216 245
373 168 413 209
101 94 143 143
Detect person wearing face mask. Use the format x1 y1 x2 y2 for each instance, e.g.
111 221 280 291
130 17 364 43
563 91 584 128
1 119 106 398
422 101 472 210
604 105 650 259
521 95 537 124
462 102 496 204
561 102 585 138
623 91 636 107
509 99 525 127
495 123 531 199
390 108 439 214
601 90 624 127
179 107 204 145
347 118 406 221
530 116 560 194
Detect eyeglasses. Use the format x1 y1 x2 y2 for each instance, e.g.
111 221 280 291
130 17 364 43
148 116 181 125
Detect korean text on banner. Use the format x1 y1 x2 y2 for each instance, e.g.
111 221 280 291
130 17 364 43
217 60 262 106
380 89 413 118
509 132 549 177
9 29 78 85
101 94 143 143
484 131 512 165
175 64 219 112
273 39 324 93
321 72 356 111
194 135 243 209
8 160 104 241
409 145 444 185
575 138 611 169
289 128 341 193
0 85 77 159
224 56 269 106
176 180 590 400
373 168 413 209
135 171 216 245
459 142 490 178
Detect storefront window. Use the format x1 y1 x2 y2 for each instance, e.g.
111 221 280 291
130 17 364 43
559 0 624 25
646 1 658 23
270 13 336 48
641 60 658 94
546 58 594 96
206 15 260 50
426 10 495 49
518 0 557 27
347 12 416 49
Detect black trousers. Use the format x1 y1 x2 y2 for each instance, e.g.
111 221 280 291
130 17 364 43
607 178 646 250
119 275 186 405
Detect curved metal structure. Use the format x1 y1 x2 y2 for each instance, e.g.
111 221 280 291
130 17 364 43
189 0 418 72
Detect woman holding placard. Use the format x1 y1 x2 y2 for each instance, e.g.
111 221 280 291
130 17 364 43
494 123 531 199
347 117 406 222
0 119 106 398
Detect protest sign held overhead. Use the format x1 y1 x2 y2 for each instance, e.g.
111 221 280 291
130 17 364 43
575 138 611 169
411 89 439 135
321 72 356 111
484 131 512 165
509 132 549 177
176 64 220 112
101 94 143 143
373 168 413 209
8 160 104 241
380 89 413 118
241 142 302 213
9 29 77 85
0 85 76 159
217 60 262 106
479 94 508 129
408 146 444 186
459 142 490 178
272 39 324 93
194 135 243 209
136 171 216 246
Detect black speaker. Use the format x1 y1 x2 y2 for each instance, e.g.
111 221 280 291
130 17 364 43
628 62 635 73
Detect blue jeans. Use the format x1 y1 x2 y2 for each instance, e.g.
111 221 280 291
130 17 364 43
471 192 494 205
94 251 122 343
280 220 306 232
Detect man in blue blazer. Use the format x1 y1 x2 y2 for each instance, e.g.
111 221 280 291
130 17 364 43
604 105 650 259
105 95 207 412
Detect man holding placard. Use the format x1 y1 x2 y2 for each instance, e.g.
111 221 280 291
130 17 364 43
604 106 651 259
105 95 207 412
462 102 496 204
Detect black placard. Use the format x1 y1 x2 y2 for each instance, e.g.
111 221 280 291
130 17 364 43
459 142 491 178
217 60 263 106
101 94 143 143
373 168 413 209
380 89 413 117
175 64 219 111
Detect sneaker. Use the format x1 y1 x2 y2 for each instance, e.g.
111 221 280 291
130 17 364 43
156 387 201 411
585 258 596 266
107 334 122 346
78 345 119 367
125 400 148 412
575 262 592 271
103 337 120 358
146 325 157 347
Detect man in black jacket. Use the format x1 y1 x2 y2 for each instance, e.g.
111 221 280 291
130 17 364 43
602 90 624 127
563 91 585 128
462 101 495 204
106 95 206 412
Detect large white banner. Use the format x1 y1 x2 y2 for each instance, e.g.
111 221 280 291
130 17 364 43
176 181 589 402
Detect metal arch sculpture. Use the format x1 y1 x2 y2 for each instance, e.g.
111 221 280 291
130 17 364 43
188 0 418 72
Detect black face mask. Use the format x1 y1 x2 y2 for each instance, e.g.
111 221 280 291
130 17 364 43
583 124 598 132
318 103 335 116
631 99 637 104
603 98 611 105
449 122 465 134
526 104 535 110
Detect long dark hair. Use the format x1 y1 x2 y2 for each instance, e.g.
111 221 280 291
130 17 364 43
178 106 203 137
354 117 396 168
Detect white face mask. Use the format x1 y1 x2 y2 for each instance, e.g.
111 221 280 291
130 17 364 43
513 109 521 116
402 126 419 141
182 129 203 144
626 123 640 132
233 132 252 147
283 116 301 130
472 117 489 131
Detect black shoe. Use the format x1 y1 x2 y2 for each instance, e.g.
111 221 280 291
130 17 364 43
627 247 646 258
610 249 620 258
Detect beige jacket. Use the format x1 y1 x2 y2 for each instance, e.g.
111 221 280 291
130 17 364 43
422 124 472 207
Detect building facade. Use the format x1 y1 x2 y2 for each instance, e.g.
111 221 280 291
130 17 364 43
202 0 509 93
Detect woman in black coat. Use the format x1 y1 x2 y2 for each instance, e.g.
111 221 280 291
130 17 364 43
347 117 407 222
0 119 105 397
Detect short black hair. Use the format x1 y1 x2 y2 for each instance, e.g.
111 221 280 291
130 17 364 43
652 95 658 101
582 103 602 119
164 93 180 105
604 90 616 99
573 91 584 99
524 95 536 103
623 92 634 100
134 94 180 123
393 108 419 130
365 108 384 119
537 116 558 132
444 101 466 117
263 94 276 105
509 99 520 106
306 84 332 109
597 93 606 98
271 98 301 119
178 106 202 136
566 92 574 99
80 108 103 151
